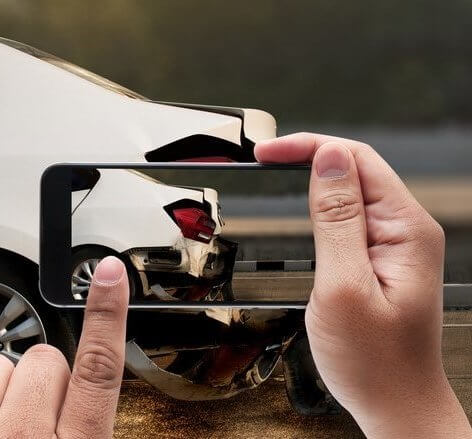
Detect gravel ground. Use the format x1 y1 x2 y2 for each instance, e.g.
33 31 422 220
114 378 471 439
114 311 472 438
114 379 364 439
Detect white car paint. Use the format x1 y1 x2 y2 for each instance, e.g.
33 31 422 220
72 169 224 279
0 38 276 264
71 169 199 251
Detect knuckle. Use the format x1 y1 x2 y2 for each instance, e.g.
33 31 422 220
73 344 122 389
299 131 313 138
353 140 371 150
349 140 372 156
86 307 120 326
313 190 362 224
85 286 128 321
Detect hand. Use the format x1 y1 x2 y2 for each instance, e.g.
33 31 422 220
0 256 129 438
255 133 472 438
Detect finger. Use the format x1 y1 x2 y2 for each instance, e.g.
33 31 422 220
0 344 70 437
0 355 14 404
255 132 319 163
309 142 374 294
57 256 129 439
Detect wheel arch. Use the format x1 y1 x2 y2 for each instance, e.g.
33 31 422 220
72 243 122 257
71 244 142 296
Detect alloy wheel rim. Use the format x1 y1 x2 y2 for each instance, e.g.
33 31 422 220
0 284 46 364
71 258 101 300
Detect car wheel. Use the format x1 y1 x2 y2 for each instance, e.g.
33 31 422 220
71 246 139 300
283 333 341 415
0 264 77 365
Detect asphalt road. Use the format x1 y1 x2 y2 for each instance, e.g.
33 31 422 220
114 311 472 438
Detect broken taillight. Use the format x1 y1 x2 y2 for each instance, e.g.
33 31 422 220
172 208 216 243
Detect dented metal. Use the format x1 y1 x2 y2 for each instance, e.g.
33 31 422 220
123 308 307 402
125 340 243 400
125 339 280 401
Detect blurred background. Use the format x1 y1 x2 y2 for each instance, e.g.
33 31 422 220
0 1 471 133
1 1 471 437
1 0 471 176
4 0 468 277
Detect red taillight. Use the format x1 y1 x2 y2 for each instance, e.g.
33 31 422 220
172 208 216 243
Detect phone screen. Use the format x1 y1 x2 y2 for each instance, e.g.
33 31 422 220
39 163 472 308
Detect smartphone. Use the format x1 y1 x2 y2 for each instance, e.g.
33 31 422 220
39 162 472 309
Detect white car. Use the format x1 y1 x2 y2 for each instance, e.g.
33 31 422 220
71 166 236 303
0 39 333 412
0 37 275 363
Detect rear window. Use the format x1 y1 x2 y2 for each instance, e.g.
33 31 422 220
0 37 147 100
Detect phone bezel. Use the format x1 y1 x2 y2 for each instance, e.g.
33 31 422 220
40 162 314 309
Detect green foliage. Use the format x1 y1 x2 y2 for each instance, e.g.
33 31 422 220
1 0 471 125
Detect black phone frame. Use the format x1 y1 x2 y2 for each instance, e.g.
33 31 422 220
40 162 313 309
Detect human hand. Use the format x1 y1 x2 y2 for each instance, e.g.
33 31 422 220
0 256 129 438
255 133 472 438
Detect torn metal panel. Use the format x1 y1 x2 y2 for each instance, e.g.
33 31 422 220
125 340 242 401
174 236 216 278
204 307 234 326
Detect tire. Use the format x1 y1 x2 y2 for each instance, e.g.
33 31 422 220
283 333 341 415
71 246 139 300
0 261 77 366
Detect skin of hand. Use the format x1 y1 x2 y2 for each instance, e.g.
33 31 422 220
255 133 472 439
0 256 129 439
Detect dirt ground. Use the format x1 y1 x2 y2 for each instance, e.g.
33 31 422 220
114 378 471 439
114 379 364 439
114 311 472 438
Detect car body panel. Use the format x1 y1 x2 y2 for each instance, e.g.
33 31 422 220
0 38 286 403
0 39 276 263
72 169 202 251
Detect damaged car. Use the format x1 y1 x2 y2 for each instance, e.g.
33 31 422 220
0 37 336 415
71 167 237 302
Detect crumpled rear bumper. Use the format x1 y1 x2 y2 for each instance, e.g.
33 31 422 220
124 309 298 401
125 340 244 400
125 237 237 296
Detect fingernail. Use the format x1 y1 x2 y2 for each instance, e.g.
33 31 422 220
93 256 124 285
315 143 350 178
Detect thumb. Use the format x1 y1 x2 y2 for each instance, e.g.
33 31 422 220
309 142 371 292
